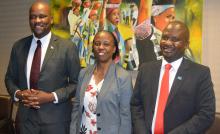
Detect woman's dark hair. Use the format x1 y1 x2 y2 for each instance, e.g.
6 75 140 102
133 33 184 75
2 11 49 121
93 30 120 60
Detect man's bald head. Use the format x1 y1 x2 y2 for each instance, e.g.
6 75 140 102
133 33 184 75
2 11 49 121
165 20 190 43
29 1 51 15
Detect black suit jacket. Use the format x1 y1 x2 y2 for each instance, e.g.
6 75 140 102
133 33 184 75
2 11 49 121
131 58 215 134
5 34 80 124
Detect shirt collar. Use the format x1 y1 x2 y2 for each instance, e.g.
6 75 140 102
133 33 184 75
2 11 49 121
33 32 52 45
162 57 183 71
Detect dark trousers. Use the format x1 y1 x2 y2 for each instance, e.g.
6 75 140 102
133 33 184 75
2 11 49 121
19 118 70 134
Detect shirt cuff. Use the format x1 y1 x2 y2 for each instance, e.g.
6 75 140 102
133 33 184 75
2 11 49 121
52 92 58 104
14 90 20 102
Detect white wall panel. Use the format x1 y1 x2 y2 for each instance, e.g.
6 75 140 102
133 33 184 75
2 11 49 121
203 0 220 113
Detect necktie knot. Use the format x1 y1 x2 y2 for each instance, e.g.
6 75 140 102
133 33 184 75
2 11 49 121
37 40 41 46
165 64 171 70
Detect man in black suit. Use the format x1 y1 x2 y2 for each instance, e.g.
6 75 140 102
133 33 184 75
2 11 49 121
5 1 80 134
131 20 215 134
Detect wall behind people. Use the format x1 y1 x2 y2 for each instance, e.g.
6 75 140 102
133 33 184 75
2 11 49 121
0 0 220 112
0 0 35 95
203 0 220 112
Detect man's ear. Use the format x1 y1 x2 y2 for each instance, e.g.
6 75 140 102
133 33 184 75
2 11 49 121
185 40 190 48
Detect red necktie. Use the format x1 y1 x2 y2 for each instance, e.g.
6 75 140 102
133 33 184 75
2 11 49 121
30 40 41 89
154 64 171 134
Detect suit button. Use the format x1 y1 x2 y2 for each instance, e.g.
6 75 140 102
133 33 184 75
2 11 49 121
97 113 100 116
97 127 101 130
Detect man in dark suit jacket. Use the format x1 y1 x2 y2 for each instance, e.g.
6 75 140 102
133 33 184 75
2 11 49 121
5 1 80 134
131 20 215 134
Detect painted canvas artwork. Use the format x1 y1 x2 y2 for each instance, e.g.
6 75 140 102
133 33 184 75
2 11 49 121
50 0 203 70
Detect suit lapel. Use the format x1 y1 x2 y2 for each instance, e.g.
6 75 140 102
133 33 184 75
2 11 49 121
166 58 190 106
79 63 115 108
41 35 56 71
148 61 162 128
97 63 116 100
79 65 95 108
23 36 33 79
151 61 162 104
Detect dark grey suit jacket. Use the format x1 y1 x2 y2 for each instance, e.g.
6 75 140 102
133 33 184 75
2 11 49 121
131 58 215 134
5 34 80 124
70 63 133 134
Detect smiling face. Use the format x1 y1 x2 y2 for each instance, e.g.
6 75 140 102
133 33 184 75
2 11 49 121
93 31 116 63
29 2 53 38
160 21 189 62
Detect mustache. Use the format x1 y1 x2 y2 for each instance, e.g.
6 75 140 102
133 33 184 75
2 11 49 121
32 23 47 27
160 44 175 48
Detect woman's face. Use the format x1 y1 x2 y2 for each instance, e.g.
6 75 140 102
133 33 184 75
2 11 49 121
107 8 120 26
93 31 116 63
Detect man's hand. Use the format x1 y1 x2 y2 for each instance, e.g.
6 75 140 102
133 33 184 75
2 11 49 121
16 89 32 100
16 89 55 109
16 90 39 108
28 89 55 108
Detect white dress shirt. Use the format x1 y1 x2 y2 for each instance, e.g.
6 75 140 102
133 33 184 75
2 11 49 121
152 57 183 133
15 32 58 103
26 32 51 88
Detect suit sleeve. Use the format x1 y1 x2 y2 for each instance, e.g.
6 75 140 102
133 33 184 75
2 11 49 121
54 41 81 103
130 68 148 134
118 70 133 134
70 69 85 134
169 67 215 134
5 43 20 98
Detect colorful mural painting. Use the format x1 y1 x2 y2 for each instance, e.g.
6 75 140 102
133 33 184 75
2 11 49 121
50 0 203 70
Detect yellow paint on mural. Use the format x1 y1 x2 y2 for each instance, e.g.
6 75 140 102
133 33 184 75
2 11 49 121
181 0 203 63
117 23 134 40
